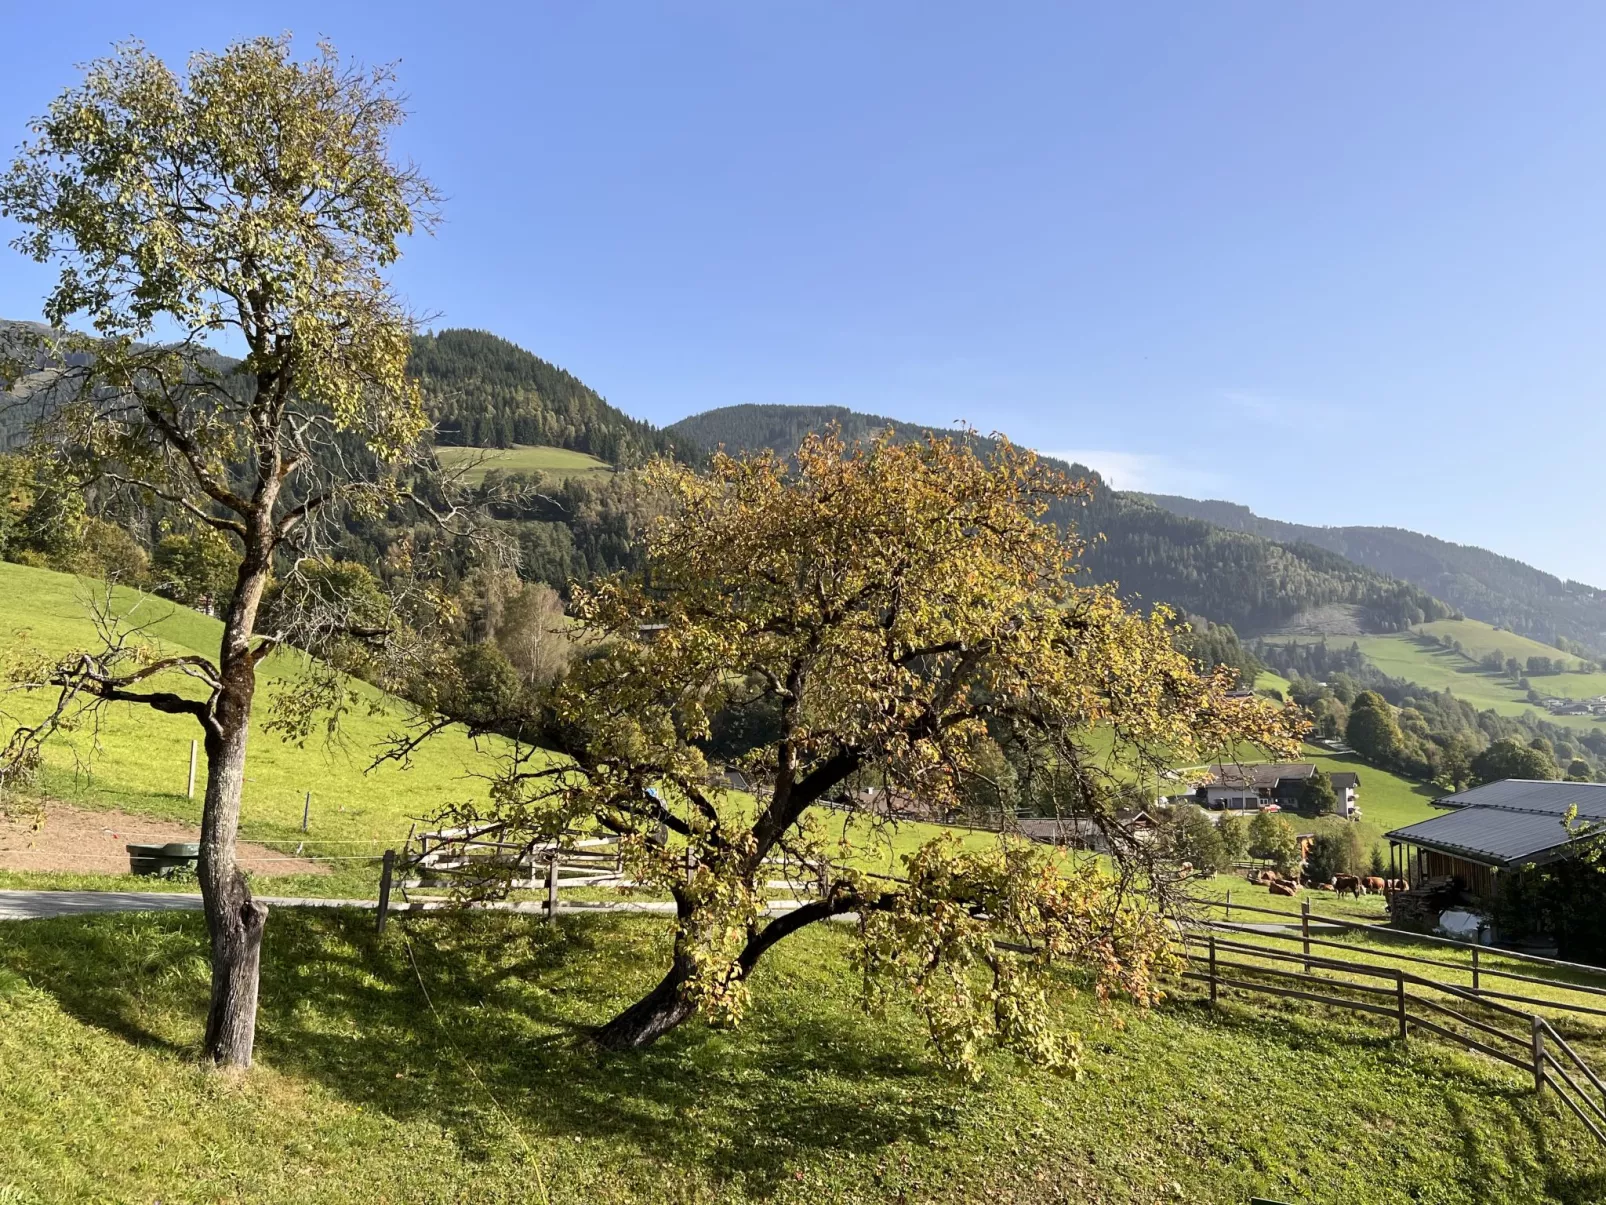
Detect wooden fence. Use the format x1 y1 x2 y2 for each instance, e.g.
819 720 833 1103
373 823 830 930
1179 896 1606 1146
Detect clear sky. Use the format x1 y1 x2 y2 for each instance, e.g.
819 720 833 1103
4 3 1605 583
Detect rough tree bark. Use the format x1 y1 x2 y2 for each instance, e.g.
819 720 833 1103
594 952 700 1051
197 549 272 1068
593 889 856 1051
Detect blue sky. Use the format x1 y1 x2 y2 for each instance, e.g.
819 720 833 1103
4 3 1606 583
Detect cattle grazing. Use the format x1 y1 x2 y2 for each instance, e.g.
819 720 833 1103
1362 876 1387 895
1332 873 1362 900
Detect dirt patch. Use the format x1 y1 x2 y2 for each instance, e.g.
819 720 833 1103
0 802 329 876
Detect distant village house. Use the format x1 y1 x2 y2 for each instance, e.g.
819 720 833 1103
1194 763 1360 818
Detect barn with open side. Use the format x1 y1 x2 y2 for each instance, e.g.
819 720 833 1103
1384 779 1606 901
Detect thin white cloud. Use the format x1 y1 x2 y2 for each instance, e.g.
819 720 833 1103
1040 449 1228 498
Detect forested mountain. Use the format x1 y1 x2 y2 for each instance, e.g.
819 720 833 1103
412 329 699 466
667 404 1449 637
1142 494 1606 658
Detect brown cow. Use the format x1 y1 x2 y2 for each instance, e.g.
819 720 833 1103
1316 882 1336 891
1362 876 1387 895
1388 878 1410 892
1332 873 1362 900
1269 880 1299 897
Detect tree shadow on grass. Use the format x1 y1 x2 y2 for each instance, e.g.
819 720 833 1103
0 910 202 1058
0 907 963 1196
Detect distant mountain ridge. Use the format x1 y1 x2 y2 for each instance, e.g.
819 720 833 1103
667 404 1450 640
1139 493 1606 658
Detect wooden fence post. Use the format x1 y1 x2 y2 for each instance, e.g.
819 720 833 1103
1301 899 1311 973
376 849 396 935
1209 934 1218 1004
186 740 197 799
1471 946 1480 996
546 854 559 925
302 790 311 833
1532 1015 1545 1095
1225 890 1232 923
1396 970 1407 1042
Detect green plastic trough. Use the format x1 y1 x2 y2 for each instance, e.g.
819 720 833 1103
126 842 200 877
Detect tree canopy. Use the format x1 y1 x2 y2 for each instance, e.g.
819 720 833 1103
1471 738 1559 786
426 429 1304 1067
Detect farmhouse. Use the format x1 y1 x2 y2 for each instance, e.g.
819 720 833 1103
1384 779 1606 900
1195 764 1361 817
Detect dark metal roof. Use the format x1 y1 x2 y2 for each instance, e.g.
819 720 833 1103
1329 772 1360 789
1207 763 1316 790
1387 808 1587 868
1433 779 1606 820
1387 779 1606 868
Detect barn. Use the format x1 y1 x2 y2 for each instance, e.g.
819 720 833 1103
1384 779 1606 901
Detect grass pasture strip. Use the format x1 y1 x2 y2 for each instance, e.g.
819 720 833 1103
1 908 1603 1203
434 443 614 483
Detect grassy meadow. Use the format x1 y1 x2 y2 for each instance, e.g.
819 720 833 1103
1 907 1602 1205
0 561 511 890
434 443 614 484
1268 617 1606 734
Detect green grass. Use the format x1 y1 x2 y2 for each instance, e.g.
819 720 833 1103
1298 743 1441 832
1255 669 1293 697
434 443 614 483
0 561 1010 896
1414 618 1585 672
0 907 1601 1204
0 561 512 874
1268 620 1606 734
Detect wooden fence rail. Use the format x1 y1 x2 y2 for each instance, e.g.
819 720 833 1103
1179 930 1606 1148
1183 894 1606 1025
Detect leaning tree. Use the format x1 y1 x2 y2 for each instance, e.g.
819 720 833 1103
0 37 442 1067
422 430 1304 1065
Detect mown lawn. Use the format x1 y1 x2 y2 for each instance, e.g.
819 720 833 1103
0 907 1602 1204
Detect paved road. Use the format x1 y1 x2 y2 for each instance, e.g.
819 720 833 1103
0 890 799 921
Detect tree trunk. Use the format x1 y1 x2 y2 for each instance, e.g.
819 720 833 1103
594 953 699 1051
593 893 842 1051
198 640 267 1068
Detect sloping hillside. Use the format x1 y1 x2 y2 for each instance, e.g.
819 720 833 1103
0 560 502 845
413 329 699 467
668 404 1450 638
1143 493 1606 658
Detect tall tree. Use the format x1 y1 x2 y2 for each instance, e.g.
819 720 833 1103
1345 690 1404 764
1471 738 1559 785
420 431 1304 1062
0 37 441 1067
